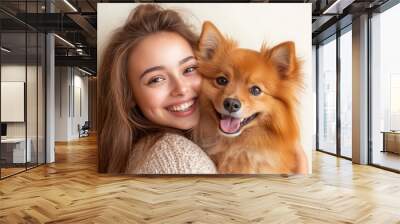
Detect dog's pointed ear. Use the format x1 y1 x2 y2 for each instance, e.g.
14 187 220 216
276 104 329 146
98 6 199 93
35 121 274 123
269 41 298 78
198 21 224 60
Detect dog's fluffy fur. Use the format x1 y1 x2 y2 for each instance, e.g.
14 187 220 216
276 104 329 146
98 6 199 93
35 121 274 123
194 21 307 174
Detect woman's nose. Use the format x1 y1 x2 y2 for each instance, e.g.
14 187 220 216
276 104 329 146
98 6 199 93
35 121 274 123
171 76 189 97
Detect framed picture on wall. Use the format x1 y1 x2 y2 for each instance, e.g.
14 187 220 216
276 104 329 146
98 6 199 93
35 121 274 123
1 81 25 123
97 3 312 175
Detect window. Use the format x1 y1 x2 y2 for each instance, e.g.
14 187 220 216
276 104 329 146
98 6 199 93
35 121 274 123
340 28 352 158
317 36 337 154
370 3 400 171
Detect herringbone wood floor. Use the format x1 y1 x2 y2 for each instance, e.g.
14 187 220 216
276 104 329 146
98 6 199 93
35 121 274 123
1 135 400 223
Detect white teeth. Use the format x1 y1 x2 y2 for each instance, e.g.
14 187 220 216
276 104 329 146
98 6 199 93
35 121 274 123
168 100 194 112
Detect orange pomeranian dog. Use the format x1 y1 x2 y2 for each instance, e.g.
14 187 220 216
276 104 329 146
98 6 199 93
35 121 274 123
194 21 308 174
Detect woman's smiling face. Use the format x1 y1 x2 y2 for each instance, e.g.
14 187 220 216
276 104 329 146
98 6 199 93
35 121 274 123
128 31 201 130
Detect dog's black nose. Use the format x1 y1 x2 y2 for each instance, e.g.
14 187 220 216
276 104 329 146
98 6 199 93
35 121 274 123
223 98 241 113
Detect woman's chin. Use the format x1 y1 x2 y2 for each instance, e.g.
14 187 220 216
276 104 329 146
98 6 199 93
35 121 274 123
172 116 199 130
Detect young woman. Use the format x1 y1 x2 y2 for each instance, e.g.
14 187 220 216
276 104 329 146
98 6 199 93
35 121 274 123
98 4 216 174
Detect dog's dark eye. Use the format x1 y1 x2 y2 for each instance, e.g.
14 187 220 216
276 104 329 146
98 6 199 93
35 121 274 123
216 76 229 86
250 86 262 96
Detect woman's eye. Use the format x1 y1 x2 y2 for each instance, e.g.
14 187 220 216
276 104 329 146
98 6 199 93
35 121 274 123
249 86 262 96
216 76 229 86
184 65 198 74
148 76 165 85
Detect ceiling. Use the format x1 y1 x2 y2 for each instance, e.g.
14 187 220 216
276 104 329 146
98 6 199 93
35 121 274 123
0 0 392 75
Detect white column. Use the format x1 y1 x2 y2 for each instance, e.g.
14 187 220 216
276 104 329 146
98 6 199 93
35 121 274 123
352 14 369 164
46 33 55 163
45 0 55 163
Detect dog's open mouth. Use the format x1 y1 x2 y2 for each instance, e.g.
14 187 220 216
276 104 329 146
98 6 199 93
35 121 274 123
216 110 259 135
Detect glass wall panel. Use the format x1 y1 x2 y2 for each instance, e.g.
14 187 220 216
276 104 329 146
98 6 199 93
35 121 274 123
27 31 38 169
340 28 352 158
0 1 46 179
1 30 28 177
371 3 400 171
26 0 39 169
318 36 337 154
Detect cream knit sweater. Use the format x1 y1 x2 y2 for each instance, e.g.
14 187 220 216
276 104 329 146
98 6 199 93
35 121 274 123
125 133 217 174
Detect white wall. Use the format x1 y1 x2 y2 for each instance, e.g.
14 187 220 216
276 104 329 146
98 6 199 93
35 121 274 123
98 3 313 171
55 66 69 141
72 72 89 138
54 67 89 141
1 65 26 140
1 65 37 138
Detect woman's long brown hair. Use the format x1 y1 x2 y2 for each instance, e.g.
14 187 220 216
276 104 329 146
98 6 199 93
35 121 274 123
98 4 198 173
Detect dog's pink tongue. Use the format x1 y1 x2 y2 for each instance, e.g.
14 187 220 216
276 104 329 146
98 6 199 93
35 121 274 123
220 115 241 134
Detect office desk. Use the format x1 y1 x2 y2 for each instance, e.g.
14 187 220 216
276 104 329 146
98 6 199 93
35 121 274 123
1 138 31 163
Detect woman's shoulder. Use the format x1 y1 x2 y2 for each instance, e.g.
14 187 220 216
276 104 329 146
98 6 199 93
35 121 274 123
131 132 217 174
158 132 200 149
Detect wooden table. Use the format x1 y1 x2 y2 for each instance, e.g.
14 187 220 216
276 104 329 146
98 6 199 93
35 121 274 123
381 131 400 154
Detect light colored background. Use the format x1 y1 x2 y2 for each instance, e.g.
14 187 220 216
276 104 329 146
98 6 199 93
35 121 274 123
98 3 313 172
1 82 25 122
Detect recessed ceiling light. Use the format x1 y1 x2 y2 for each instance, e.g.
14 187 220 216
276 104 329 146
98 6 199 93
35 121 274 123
54 34 75 48
323 0 355 14
77 67 93 76
1 47 11 53
63 0 78 12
